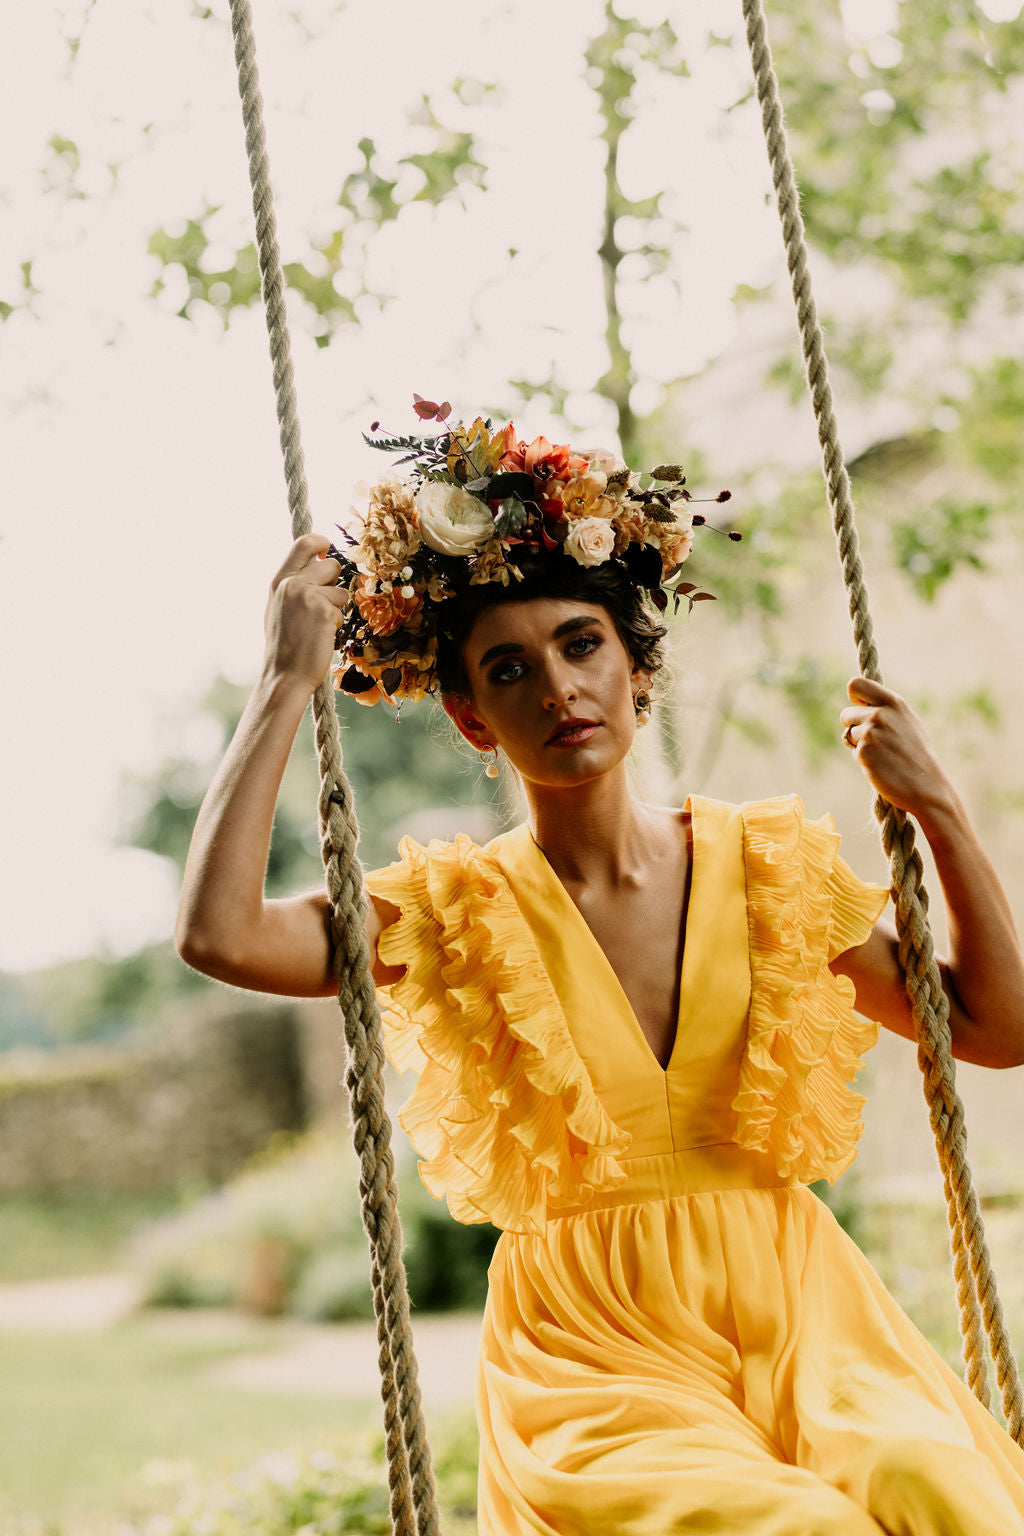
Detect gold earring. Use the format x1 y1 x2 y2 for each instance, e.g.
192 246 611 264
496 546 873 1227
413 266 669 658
633 689 652 728
479 745 500 779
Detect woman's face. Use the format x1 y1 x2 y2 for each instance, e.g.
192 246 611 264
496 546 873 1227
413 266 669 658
447 596 649 788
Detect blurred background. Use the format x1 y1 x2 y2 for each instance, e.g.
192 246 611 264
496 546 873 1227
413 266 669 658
3 0 1024 1530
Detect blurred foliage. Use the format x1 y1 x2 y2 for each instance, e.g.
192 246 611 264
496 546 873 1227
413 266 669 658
890 498 993 601
581 6 690 458
42 133 84 199
0 973 53 1050
761 1 1024 322
122 675 500 891
103 1420 478 1536
0 259 39 324
7 940 208 1048
721 0 1024 615
0 1191 182 1282
810 1177 865 1248
954 355 1024 482
148 95 490 344
131 1124 498 1321
757 653 852 768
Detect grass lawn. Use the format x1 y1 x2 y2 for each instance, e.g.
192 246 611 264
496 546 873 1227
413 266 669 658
0 1312 381 1530
0 1194 182 1283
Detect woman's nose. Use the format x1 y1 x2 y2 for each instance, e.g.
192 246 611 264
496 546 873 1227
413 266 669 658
542 661 578 709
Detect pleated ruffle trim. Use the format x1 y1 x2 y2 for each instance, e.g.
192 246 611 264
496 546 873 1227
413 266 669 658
366 835 632 1234
734 796 889 1185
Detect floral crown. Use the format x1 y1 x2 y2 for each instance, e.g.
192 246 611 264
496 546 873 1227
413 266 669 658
329 395 738 707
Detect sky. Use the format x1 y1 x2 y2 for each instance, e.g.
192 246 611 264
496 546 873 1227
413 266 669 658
4 0 1015 972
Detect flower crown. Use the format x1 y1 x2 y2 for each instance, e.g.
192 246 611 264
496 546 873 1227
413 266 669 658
329 395 737 707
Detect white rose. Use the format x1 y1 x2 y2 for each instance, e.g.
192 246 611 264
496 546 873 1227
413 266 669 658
415 482 495 557
578 446 627 479
565 517 616 568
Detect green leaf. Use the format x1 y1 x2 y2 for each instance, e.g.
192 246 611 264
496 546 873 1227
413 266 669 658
485 473 535 500
494 499 527 538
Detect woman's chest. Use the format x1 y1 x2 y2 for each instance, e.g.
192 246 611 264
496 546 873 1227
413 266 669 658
575 875 690 1070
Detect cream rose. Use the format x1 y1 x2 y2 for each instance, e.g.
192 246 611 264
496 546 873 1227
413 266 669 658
565 516 616 568
415 481 495 556
578 446 627 479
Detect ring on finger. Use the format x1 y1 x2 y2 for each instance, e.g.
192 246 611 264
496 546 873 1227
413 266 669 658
843 723 857 749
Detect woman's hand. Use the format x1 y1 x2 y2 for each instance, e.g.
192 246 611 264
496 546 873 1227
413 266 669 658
835 675 1024 1068
840 676 956 826
262 533 348 696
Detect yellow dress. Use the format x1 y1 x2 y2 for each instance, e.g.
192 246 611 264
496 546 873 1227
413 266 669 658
366 795 1024 1535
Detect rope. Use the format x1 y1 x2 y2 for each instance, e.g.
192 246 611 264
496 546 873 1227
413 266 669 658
741 0 1023 1443
227 2 443 1529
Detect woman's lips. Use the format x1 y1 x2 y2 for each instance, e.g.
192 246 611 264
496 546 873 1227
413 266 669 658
546 720 601 748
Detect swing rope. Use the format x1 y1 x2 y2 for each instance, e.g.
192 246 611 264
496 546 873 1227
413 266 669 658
741 0 1023 1443
228 2 442 1531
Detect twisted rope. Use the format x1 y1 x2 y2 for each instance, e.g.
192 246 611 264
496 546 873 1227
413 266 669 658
227 2 442 1528
741 0 1023 1443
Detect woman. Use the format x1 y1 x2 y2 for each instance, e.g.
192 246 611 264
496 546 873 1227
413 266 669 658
177 416 1024 1534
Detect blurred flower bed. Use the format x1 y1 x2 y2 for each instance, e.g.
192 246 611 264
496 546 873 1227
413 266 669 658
129 1124 499 1321
7 1417 479 1536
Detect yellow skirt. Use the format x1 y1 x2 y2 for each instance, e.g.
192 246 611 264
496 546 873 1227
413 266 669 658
477 1175 1024 1535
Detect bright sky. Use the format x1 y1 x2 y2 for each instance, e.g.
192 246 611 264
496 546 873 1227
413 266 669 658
8 0 994 972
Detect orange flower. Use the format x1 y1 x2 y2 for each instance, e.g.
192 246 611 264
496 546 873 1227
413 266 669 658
500 434 589 485
354 575 423 637
546 471 616 522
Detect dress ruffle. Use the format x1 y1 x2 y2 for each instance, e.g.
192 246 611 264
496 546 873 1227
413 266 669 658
365 835 632 1234
733 796 889 1185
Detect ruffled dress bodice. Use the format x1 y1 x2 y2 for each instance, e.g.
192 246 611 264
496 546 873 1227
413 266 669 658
365 797 1024 1536
366 795 885 1228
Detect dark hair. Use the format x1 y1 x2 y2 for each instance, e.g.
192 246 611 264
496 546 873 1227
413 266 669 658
435 552 668 697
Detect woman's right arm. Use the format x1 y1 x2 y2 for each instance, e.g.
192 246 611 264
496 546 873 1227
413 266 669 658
175 534 392 998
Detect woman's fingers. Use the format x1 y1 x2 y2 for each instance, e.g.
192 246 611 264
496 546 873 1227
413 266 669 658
847 675 899 707
308 549 344 586
272 533 338 585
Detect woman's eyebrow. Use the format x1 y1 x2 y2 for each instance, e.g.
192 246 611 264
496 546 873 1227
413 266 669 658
477 615 605 671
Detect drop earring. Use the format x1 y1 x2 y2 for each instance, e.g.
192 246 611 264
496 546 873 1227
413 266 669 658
633 689 652 728
479 745 500 779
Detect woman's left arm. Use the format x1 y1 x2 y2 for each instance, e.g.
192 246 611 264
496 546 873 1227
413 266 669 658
830 676 1024 1069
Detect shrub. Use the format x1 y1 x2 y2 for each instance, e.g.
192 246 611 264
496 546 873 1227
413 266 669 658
131 1123 499 1321
117 1418 478 1535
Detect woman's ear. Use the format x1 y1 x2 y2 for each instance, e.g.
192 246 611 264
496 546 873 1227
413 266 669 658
443 694 493 749
630 662 653 696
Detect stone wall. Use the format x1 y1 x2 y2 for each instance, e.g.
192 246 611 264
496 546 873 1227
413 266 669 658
0 1002 306 1195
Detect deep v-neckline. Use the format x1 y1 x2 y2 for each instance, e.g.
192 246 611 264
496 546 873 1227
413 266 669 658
526 799 697 1076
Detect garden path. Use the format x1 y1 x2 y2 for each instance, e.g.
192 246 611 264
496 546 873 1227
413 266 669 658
0 1271 481 1407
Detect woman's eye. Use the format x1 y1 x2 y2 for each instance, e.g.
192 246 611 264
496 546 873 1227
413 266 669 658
567 634 602 657
489 634 601 684
491 661 526 684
